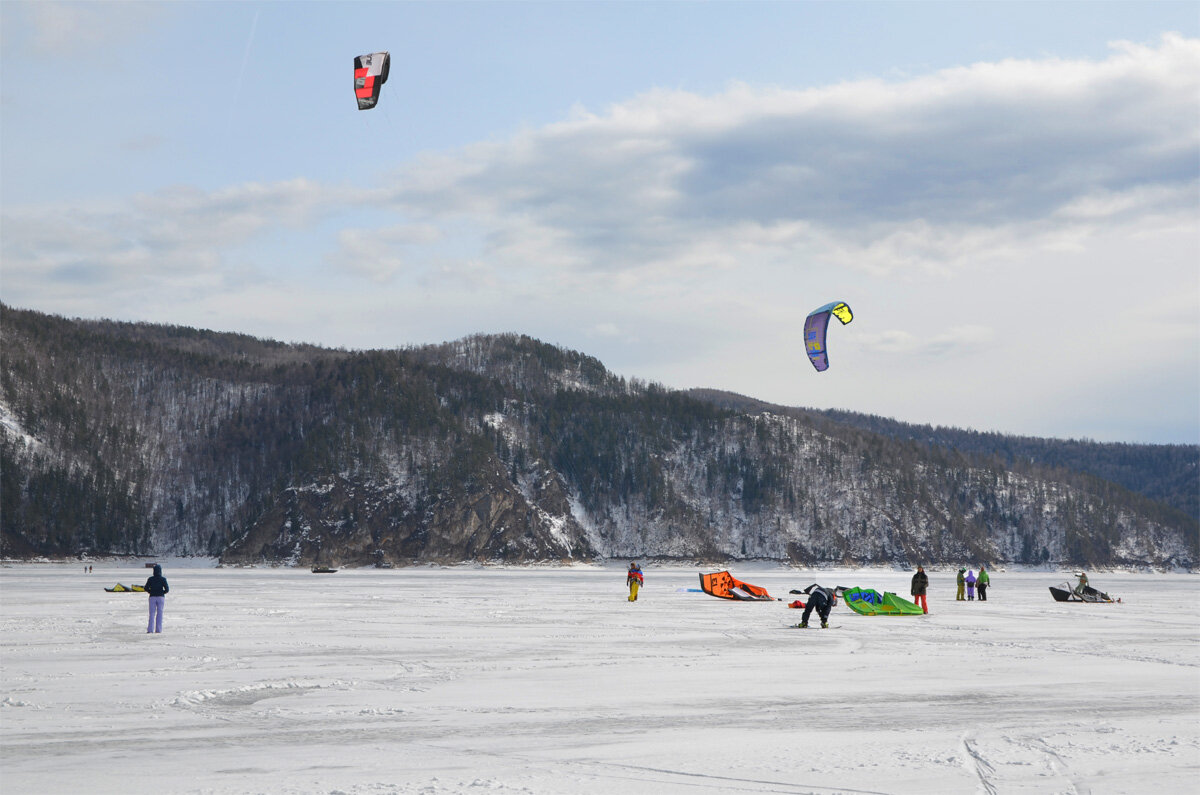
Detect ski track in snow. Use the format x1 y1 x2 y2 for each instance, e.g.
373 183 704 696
1 564 1197 794
960 734 997 795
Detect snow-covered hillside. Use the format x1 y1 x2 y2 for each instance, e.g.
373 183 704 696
2 308 1196 567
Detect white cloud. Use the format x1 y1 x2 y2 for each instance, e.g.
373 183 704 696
328 224 443 283
373 33 1198 287
7 1 161 57
858 325 997 357
5 34 1193 296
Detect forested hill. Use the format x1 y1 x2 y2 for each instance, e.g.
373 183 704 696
2 304 1196 569
686 390 1199 525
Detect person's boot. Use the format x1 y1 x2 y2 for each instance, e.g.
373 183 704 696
798 622 808 628
821 621 829 628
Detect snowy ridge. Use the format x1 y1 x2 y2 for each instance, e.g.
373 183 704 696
2 310 1195 567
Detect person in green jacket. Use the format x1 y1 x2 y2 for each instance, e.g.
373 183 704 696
977 566 990 601
956 567 966 601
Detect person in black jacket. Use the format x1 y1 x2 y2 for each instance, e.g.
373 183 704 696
144 564 169 633
911 566 929 614
796 584 836 628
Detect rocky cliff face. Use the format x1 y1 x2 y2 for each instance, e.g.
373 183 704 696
2 307 1196 568
220 460 594 567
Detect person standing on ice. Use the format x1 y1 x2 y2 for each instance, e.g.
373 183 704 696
977 566 990 601
965 569 977 601
910 566 929 614
144 564 169 633
1075 571 1089 595
797 584 836 628
956 567 967 601
626 562 643 601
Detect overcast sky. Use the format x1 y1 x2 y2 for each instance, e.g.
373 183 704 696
2 1 1197 444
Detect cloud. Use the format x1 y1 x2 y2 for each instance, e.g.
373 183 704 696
0 179 355 308
3 1 162 57
858 325 996 357
377 33 1198 284
5 34 1194 299
329 224 444 283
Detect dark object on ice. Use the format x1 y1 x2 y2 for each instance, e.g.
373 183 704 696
1049 582 1118 603
311 566 338 574
104 583 145 592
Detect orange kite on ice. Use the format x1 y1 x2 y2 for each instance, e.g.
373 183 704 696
698 571 776 601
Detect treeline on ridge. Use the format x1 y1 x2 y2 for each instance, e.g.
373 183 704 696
2 304 1196 568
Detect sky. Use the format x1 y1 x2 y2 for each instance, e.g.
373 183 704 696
1 1 1197 445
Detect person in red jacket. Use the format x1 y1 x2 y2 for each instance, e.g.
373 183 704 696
626 562 643 601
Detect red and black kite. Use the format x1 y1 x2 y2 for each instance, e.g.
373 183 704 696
354 51 390 110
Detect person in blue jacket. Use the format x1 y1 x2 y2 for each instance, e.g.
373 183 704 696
144 564 169 633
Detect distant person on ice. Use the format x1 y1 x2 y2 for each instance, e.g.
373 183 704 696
797 584 836 628
977 566 990 601
1075 572 1089 595
626 562 643 601
956 567 967 601
965 569 977 601
911 566 929 614
144 564 169 633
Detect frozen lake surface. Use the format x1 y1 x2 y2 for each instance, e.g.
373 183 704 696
2 563 1197 794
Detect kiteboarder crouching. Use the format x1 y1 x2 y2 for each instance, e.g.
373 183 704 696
626 562 643 602
797 584 836 628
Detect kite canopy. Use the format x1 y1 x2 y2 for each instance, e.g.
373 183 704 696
804 301 853 372
103 583 144 593
842 587 924 615
1049 583 1118 603
698 571 775 601
354 51 390 110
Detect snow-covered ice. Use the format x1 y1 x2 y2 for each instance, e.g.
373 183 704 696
1 563 1197 794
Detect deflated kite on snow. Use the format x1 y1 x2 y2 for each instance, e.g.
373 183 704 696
804 301 853 372
842 587 924 616
354 51 390 110
698 571 776 601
